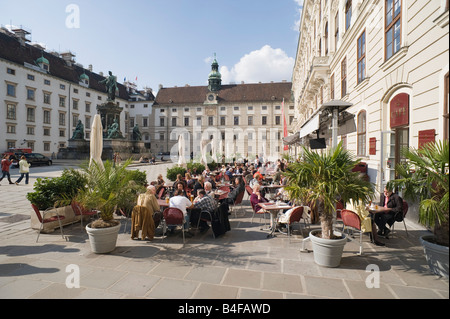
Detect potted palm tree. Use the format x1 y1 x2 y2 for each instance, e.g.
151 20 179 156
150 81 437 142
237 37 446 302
75 159 145 253
284 143 375 267
388 140 449 278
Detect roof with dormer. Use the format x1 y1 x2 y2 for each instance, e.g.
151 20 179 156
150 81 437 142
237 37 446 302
0 31 129 100
154 81 293 106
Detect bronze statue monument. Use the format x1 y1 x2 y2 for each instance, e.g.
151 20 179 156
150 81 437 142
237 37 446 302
99 71 119 102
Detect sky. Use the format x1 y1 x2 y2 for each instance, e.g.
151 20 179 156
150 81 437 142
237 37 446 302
1 0 304 94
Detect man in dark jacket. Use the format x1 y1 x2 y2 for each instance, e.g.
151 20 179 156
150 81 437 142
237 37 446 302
375 186 403 238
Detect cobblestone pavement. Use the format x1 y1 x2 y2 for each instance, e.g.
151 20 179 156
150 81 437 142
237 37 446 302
0 160 448 301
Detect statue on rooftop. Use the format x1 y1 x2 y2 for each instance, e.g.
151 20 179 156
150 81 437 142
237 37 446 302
99 71 118 102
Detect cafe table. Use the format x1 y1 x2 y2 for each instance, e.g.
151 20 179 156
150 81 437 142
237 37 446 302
258 202 292 238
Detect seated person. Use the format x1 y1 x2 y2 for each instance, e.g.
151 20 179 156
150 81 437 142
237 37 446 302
168 189 194 236
185 172 195 189
250 184 269 213
173 182 188 198
374 186 403 238
173 173 187 190
193 175 205 197
155 174 165 195
223 176 245 204
150 157 156 164
191 189 217 232
347 199 385 246
204 181 214 196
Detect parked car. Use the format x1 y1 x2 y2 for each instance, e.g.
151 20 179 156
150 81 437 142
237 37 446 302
24 153 53 166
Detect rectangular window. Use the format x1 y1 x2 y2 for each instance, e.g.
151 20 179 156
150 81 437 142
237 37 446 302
208 116 213 126
59 96 65 107
345 0 352 31
72 115 79 127
143 118 148 127
234 116 239 125
196 117 202 126
59 113 65 126
220 117 226 126
341 57 347 97
59 130 65 137
325 22 328 55
43 110 51 124
335 11 339 48
172 117 177 127
248 116 253 126
28 74 35 81
275 116 281 125
27 88 35 100
6 68 15 75
27 127 35 135
73 99 79 110
44 79 51 85
357 30 366 84
60 84 65 90
44 92 51 104
7 103 16 120
85 117 90 129
7 125 15 133
7 83 16 97
385 0 401 60
184 117 189 127
44 128 51 136
27 108 35 122
160 117 165 127
330 73 335 100
44 143 50 152
159 133 164 141
262 116 267 125
85 102 90 112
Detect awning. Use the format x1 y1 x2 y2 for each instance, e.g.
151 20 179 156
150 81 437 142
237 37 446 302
300 113 320 138
283 133 301 145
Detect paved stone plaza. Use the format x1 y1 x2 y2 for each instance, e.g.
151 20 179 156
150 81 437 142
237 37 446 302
0 160 448 300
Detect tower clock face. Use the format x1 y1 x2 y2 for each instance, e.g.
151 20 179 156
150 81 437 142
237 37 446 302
208 94 214 101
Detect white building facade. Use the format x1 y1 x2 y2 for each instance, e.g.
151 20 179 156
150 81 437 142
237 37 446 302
0 27 135 157
292 0 449 193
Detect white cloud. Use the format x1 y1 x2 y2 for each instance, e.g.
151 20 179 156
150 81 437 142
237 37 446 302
220 45 294 84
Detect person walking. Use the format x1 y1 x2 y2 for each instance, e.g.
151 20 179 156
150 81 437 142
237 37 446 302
0 155 14 185
15 155 31 185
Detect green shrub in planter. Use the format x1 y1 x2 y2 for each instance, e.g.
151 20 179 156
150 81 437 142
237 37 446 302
26 169 87 210
167 166 187 181
187 162 205 175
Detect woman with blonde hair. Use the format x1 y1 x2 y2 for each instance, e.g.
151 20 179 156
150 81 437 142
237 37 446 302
15 155 31 185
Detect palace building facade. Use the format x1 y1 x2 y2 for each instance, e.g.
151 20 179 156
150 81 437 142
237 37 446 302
291 0 449 193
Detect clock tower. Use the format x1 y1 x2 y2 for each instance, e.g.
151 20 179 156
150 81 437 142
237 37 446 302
208 53 222 92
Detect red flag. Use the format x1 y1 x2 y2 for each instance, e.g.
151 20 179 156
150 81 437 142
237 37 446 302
282 99 289 151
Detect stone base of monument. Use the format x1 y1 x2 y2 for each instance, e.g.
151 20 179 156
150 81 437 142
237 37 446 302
57 139 149 161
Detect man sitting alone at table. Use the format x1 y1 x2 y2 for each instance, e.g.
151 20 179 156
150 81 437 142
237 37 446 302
168 189 195 237
191 189 217 233
375 185 403 238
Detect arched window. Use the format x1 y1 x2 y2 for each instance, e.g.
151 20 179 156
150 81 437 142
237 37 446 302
324 22 329 55
357 110 366 156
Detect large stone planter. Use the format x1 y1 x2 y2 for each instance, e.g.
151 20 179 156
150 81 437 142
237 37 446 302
420 235 449 278
309 230 348 268
86 223 121 254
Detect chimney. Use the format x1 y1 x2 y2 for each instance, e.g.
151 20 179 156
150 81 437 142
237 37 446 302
60 51 75 67
88 64 93 72
12 27 31 46
159 84 163 90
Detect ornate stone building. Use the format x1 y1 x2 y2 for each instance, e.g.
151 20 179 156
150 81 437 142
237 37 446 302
292 0 449 192
152 57 295 162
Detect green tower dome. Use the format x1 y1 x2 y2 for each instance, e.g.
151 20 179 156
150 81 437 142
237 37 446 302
208 54 222 92
36 56 49 65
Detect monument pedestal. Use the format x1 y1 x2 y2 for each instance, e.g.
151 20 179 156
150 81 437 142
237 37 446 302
57 139 89 160
97 101 123 138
